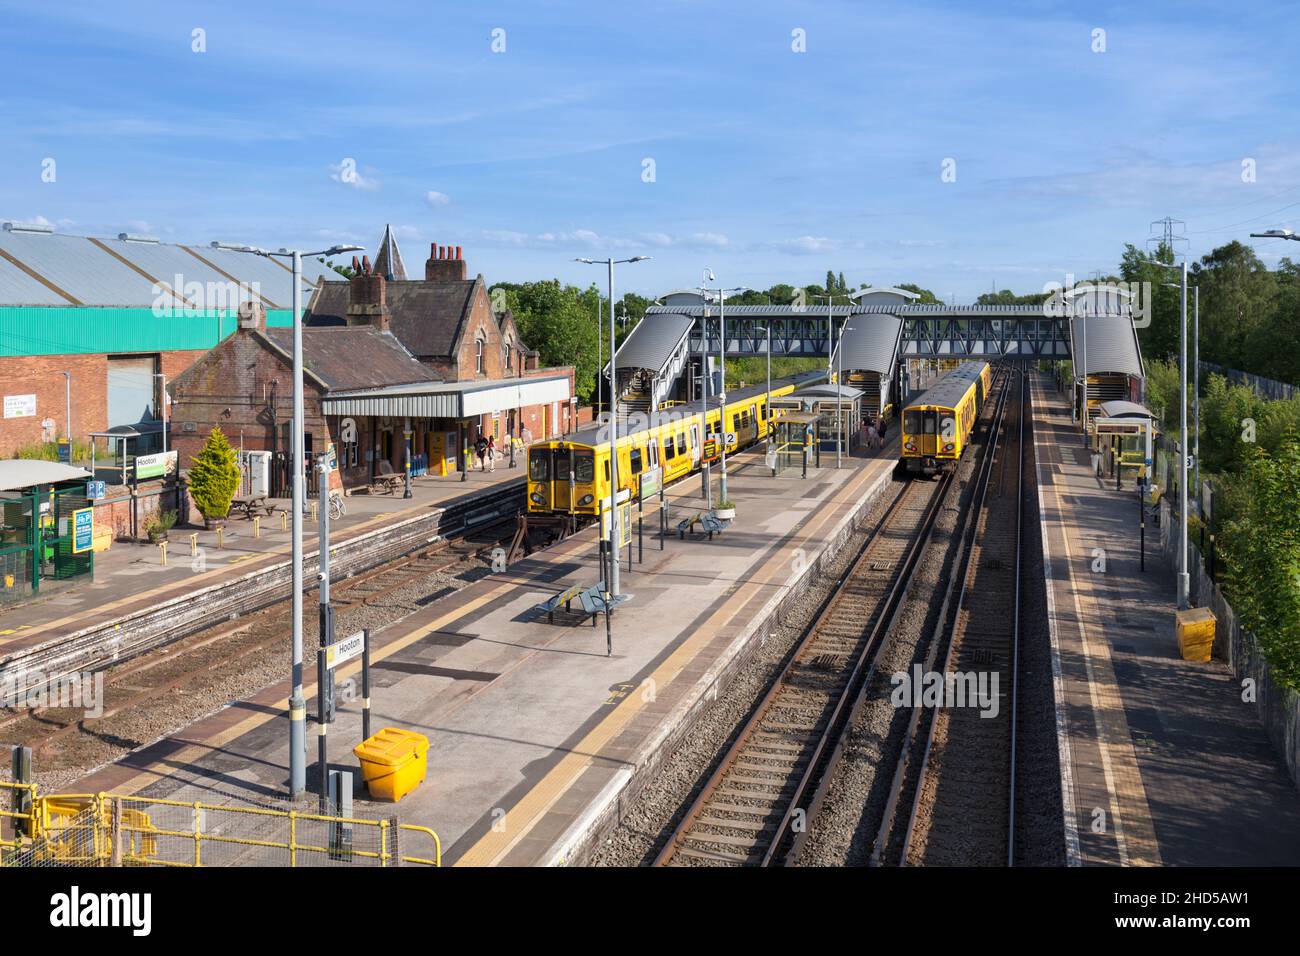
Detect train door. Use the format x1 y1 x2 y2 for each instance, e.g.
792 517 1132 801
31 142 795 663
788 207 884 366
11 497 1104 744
918 410 939 456
552 446 576 512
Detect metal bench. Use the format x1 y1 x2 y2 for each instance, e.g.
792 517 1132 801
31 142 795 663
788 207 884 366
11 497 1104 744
677 512 728 541
535 582 630 626
536 583 588 624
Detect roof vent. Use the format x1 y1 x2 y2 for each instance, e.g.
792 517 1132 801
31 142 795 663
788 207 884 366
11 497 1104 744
3 221 54 234
117 232 160 243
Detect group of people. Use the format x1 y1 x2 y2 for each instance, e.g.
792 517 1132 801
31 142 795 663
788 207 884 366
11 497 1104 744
474 434 498 471
864 414 889 451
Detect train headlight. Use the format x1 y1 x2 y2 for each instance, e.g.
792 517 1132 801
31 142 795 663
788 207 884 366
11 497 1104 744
904 441 916 452
529 491 545 504
579 494 594 506
943 442 955 452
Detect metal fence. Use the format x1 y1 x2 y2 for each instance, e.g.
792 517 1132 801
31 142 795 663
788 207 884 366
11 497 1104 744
1200 361 1298 402
1 787 440 868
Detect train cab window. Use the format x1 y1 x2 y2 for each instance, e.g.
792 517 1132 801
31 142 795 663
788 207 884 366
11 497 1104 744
574 450 595 483
904 410 922 435
630 448 643 475
529 448 550 481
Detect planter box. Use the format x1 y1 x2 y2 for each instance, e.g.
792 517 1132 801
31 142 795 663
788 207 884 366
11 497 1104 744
714 507 736 520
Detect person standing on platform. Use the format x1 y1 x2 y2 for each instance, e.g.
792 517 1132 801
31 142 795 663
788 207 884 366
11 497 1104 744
475 434 488 471
487 435 497 472
867 423 879 451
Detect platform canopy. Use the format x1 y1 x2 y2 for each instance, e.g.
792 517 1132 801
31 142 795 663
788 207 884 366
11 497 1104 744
831 314 904 375
1069 315 1145 378
0 460 92 492
323 373 571 420
608 311 694 375
1098 400 1156 419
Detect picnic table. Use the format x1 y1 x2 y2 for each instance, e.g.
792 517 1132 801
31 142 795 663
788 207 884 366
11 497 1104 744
370 461 405 495
230 494 278 520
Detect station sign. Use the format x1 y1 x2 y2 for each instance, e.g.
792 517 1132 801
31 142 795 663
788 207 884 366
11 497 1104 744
71 508 94 554
86 480 106 500
639 466 663 500
3 394 35 419
701 437 720 464
135 450 178 480
325 631 366 670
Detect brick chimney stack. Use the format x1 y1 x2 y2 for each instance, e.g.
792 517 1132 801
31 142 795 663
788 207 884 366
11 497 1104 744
425 242 468 282
346 254 391 331
237 300 266 331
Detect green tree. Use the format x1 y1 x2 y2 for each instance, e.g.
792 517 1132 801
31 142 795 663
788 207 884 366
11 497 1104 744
896 283 942 305
188 426 240 521
500 280 601 401
1220 439 1300 689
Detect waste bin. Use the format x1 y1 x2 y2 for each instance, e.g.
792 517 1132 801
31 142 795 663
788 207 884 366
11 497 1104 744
353 728 429 802
1175 606 1216 662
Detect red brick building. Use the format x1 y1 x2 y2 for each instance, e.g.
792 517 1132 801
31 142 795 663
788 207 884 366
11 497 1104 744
170 229 575 493
303 230 577 477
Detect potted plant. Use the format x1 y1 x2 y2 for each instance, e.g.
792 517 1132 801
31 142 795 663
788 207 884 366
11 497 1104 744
145 509 177 544
714 498 737 521
189 426 240 530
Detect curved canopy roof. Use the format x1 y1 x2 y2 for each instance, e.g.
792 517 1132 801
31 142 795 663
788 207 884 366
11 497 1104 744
1069 315 1145 378
610 312 695 374
830 314 904 376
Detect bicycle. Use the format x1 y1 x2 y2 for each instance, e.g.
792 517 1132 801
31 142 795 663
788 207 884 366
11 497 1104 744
327 491 346 521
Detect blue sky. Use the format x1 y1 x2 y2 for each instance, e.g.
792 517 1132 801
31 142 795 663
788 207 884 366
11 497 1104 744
2 0 1298 300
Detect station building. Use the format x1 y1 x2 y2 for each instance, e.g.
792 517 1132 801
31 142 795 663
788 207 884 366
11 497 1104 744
0 220 341 457
169 231 577 493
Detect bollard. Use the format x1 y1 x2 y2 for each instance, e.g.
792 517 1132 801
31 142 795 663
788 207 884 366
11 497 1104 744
189 532 198 557
311 501 318 524
281 510 288 532
216 527 224 549
253 516 261 539
158 541 167 566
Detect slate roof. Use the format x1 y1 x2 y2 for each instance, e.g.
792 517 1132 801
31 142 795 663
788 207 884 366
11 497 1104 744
261 326 440 392
305 279 479 359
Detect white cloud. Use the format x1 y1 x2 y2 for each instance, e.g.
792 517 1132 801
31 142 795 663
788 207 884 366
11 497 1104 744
689 232 729 248
329 160 380 191
778 235 840 255
425 190 451 206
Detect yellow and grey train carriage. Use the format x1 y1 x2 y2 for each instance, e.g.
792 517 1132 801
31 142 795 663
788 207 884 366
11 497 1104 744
899 360 991 476
527 371 825 519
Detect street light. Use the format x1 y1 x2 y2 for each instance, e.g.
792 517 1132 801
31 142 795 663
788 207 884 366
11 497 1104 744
837 325 855 465
813 294 844 466
220 241 362 800
575 254 651 600
1249 229 1299 241
152 373 168 453
702 270 747 504
1153 258 1191 610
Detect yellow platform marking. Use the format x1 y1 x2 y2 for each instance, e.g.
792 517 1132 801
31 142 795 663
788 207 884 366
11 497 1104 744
1035 378 1161 866
456 460 888 866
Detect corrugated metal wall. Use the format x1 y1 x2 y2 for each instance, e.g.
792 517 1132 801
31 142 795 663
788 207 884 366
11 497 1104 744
0 307 296 356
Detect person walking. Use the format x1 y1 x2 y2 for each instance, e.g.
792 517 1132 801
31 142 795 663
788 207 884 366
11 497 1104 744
867 423 879 451
475 434 488 471
486 434 497 472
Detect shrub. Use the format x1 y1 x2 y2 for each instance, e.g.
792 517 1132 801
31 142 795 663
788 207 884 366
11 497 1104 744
188 427 240 520
144 509 177 536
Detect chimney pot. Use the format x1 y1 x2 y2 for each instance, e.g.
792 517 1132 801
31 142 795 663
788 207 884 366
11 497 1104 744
237 300 266 331
456 245 462 260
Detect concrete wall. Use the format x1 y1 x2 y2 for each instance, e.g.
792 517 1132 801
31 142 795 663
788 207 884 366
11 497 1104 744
1160 499 1300 791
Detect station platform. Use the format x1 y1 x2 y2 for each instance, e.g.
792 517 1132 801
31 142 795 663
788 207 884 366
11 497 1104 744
69 442 900 865
1032 372 1300 866
0 465 524 657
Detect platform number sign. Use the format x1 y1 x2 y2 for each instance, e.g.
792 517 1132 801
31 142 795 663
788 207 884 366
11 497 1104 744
71 508 94 554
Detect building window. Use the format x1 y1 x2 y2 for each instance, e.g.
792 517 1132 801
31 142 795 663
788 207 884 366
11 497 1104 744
504 341 512 370
476 337 485 375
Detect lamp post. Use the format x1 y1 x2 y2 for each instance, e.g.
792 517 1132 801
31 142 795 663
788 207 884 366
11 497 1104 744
813 295 842 465
218 241 362 799
702 271 746 504
62 371 71 457
152 373 168 453
575 255 651 599
837 325 854 465
1154 258 1190 609
766 322 772 470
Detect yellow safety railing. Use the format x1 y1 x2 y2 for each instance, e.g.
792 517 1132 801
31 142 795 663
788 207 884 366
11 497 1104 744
1 788 441 867
0 779 37 850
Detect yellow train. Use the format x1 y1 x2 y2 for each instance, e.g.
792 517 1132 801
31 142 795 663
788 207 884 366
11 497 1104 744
527 371 825 517
900 361 991 476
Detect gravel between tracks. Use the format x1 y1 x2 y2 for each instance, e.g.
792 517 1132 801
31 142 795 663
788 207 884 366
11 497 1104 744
590 474 902 867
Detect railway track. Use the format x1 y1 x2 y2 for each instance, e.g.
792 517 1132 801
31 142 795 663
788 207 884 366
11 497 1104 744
653 471 953 866
0 516 516 768
872 368 1027 866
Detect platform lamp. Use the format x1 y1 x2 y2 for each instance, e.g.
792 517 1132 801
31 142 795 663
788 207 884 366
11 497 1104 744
574 254 651 600
215 241 363 800
702 271 747 504
1151 258 1190 610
